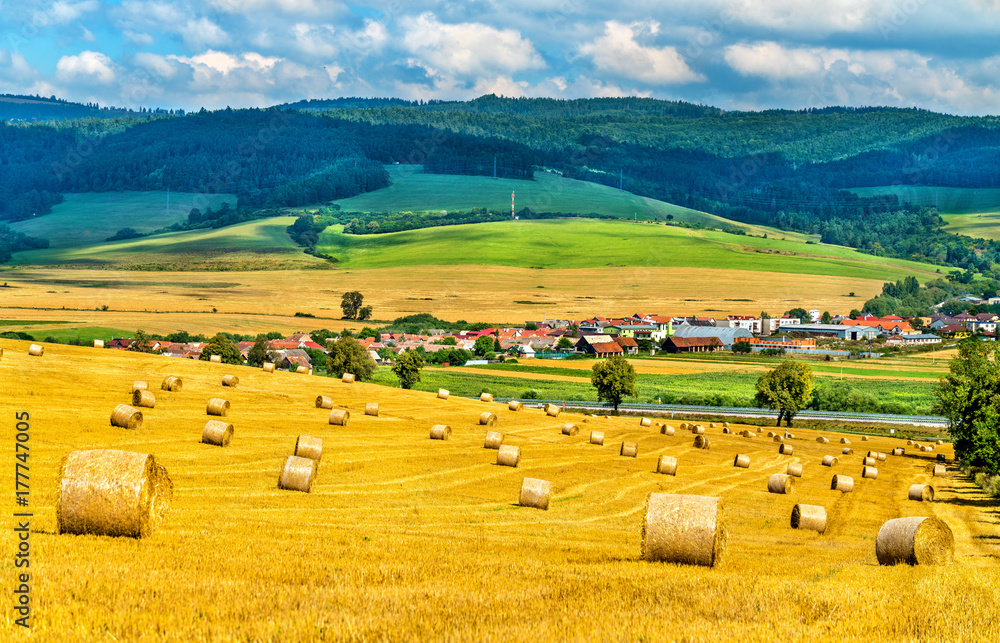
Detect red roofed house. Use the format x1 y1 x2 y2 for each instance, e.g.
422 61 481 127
662 336 723 353
614 336 639 355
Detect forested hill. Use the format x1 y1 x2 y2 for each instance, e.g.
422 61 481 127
0 94 174 122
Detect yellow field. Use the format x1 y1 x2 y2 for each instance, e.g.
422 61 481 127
2 340 997 641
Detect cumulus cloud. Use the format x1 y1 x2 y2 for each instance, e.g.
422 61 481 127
35 0 99 26
579 21 703 85
724 41 825 80
55 50 117 85
180 17 229 49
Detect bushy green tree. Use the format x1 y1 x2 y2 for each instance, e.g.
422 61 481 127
785 307 809 322
246 337 269 367
326 336 376 381
128 329 157 353
341 290 364 319
591 356 639 412
199 333 243 365
391 350 425 389
732 340 752 354
755 360 814 426
473 335 494 357
935 338 1000 473
556 336 574 350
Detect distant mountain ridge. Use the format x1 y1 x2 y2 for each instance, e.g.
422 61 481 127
0 93 180 122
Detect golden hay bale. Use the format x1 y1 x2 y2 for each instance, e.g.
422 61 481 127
641 493 724 567
767 431 776 438
862 456 876 467
862 435 869 441
908 484 934 502
430 424 451 440
788 433 795 439
206 398 230 417
892 447 905 456
329 409 350 426
722 427 730 434
822 455 839 467
657 455 678 476
933 464 946 477
222 374 239 387
791 504 826 533
545 403 561 418
365 403 379 417
479 392 493 403
876 517 954 566
294 435 323 462
774 435 784 443
519 477 551 510
508 400 523 411
694 435 711 450
590 431 605 446
862 465 878 479
299 366 311 374
692 425 706 435
741 430 757 438
661 424 675 436
278 455 316 493
316 395 333 409
263 362 275 373
561 423 579 436
110 404 143 430
201 420 234 447
787 462 803 477
437 388 449 399
723 422 730 429
877 452 886 461
831 475 854 493
779 444 794 456
842 448 853 455
640 417 652 427
936 439 944 445
816 436 829 444
620 442 638 458
709 423 716 428
28 343 44 356
768 473 793 494
733 454 750 468
497 444 521 467
840 437 851 445
921 445 934 452
479 412 498 426
131 389 155 409
93 339 104 348
131 380 148 393
342 373 355 383
57 449 172 538
907 440 914 445
210 354 222 364
484 430 503 449
680 422 689 430
866 449 878 458
161 376 182 392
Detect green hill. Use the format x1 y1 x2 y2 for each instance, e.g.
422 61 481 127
849 185 1000 240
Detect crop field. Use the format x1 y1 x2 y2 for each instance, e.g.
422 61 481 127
1 339 996 640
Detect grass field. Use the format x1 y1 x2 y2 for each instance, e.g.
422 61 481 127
2 340 997 640
849 185 1000 239
8 191 236 249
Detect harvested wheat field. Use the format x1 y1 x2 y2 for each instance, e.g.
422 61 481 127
0 339 997 641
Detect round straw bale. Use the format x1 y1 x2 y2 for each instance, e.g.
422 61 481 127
641 493 724 567
768 473 793 494
780 444 794 456
222 374 239 387
161 376 182 392
206 398 230 417
316 395 333 409
694 435 711 450
876 517 954 566
365 403 379 417
57 449 172 538
680 422 689 430
640 417 652 427
936 439 944 445
733 454 750 468
773 435 784 443
209 354 221 363
561 423 579 436
544 403 561 417
430 424 451 440
93 339 104 348
508 400 523 411
294 435 323 462
590 431 604 445
0 347 3 360
692 425 706 435
742 430 757 438
723 422 730 429
110 404 143 430
28 343 44 356
437 388 449 399
816 436 829 444
722 427 730 434
329 409 350 426
620 442 638 457
131 389 155 409
831 475 854 492
201 420 234 447
131 380 148 393
822 455 838 467
484 430 503 449
497 444 521 467
876 452 886 461
278 455 316 493
921 445 933 452
297 366 310 374
661 424 675 436
791 504 827 532
933 464 946 477
787 433 795 439
893 447 905 456
862 465 878 479
908 484 934 501
842 448 853 455
862 456 876 467
709 423 716 428
907 439 913 445
479 392 493 403
787 462 803 477
657 455 678 476
263 362 275 372
767 431 776 438
519 477 551 510
341 373 355 383
862 435 869 441
479 412 498 426
840 437 851 445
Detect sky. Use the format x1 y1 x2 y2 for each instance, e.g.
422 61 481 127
3 1 1000 115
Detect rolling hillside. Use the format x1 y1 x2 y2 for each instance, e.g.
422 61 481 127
850 185 1000 240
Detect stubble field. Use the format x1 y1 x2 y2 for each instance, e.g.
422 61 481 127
1 340 997 641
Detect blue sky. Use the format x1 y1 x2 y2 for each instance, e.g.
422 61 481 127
2 1 1000 114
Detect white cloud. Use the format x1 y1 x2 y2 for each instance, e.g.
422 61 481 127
35 0 99 26
206 0 345 15
180 17 229 49
169 50 281 75
724 42 825 80
123 30 154 46
579 21 703 85
55 50 117 85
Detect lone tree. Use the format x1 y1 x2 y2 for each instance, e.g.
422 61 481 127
755 360 814 426
392 350 425 389
340 291 371 320
128 329 156 353
326 336 376 381
591 355 639 412
246 336 275 367
935 338 1000 474
473 335 495 357
199 333 243 365
785 307 809 322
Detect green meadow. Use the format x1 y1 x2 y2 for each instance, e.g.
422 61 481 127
850 185 1000 240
